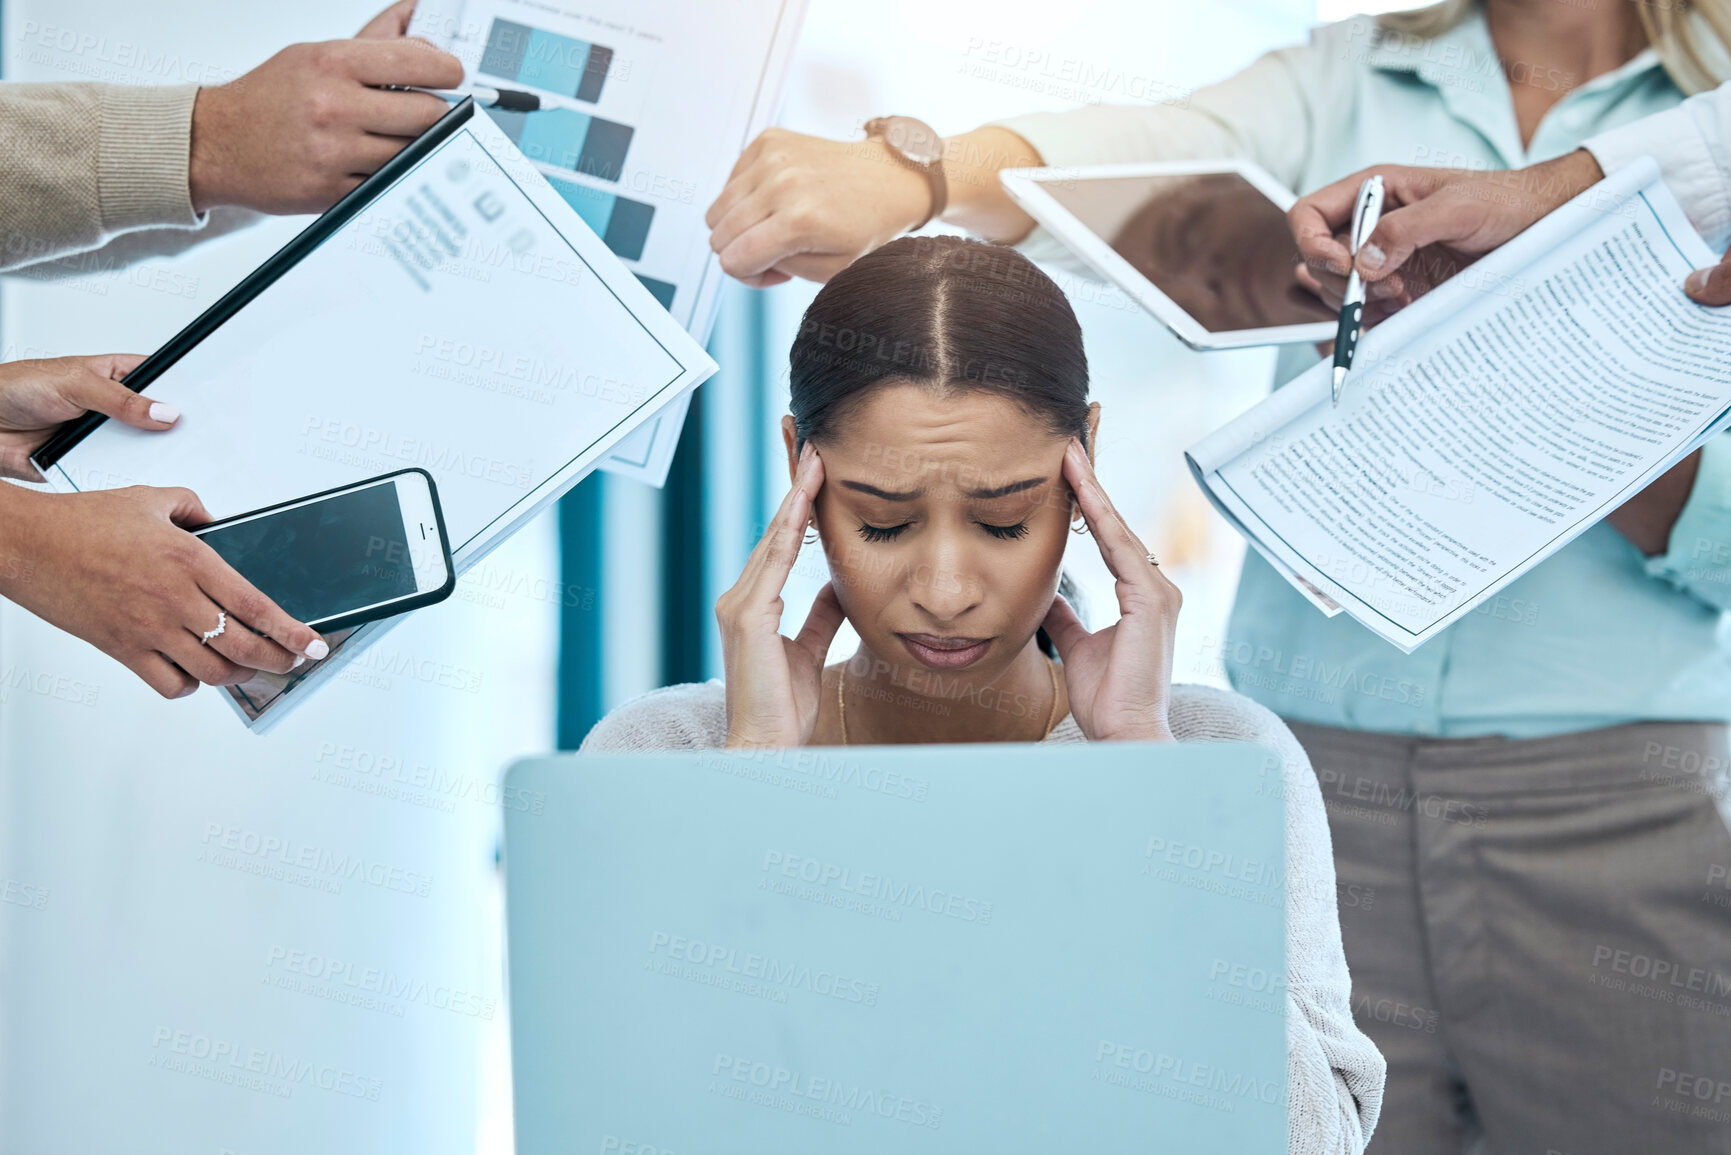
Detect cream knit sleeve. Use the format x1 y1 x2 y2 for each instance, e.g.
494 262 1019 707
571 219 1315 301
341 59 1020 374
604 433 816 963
578 680 730 753
986 19 1359 276
0 82 203 272
1168 685 1386 1155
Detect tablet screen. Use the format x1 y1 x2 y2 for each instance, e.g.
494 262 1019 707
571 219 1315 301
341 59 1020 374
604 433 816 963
1041 172 1334 333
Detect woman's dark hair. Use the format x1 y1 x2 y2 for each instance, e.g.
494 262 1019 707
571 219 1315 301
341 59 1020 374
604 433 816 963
788 235 1090 450
789 235 1092 656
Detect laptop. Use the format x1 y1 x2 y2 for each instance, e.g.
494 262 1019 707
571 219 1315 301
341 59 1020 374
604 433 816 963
503 741 1287 1153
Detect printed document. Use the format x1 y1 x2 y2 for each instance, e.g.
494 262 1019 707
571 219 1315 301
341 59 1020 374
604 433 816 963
1188 158 1731 652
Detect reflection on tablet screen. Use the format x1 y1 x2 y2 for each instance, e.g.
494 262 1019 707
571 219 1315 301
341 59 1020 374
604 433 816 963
1044 172 1335 333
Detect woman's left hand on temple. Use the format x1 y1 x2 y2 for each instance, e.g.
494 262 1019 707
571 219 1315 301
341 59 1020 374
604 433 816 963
1042 439 1180 743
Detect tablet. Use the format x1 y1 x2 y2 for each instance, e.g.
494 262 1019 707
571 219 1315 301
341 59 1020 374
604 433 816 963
1000 160 1337 350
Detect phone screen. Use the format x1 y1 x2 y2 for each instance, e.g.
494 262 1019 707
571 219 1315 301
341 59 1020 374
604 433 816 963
1041 172 1334 332
196 481 419 624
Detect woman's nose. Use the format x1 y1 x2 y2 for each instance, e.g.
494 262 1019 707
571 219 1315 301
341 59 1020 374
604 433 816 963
906 545 984 623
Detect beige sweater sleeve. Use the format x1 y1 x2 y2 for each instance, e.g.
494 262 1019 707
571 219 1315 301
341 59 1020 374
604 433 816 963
986 20 1346 276
0 82 203 272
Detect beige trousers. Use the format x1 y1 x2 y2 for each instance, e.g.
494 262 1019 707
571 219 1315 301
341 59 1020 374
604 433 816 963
1287 719 1731 1155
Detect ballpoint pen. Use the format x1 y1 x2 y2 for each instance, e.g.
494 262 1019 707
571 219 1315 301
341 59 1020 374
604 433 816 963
388 85 541 112
1331 174 1385 407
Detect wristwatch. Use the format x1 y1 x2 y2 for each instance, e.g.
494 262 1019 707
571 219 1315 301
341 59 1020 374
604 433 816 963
864 116 948 230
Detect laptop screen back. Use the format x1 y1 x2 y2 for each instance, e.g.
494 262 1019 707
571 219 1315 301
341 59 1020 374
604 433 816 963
504 741 1286 1153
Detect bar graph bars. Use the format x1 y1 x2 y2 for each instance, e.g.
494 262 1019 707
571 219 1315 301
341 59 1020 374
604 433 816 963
634 275 676 309
480 19 612 103
478 16 673 313
490 108 633 182
547 177 655 262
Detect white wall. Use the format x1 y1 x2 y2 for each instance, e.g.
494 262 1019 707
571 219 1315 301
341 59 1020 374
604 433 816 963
0 4 555 1152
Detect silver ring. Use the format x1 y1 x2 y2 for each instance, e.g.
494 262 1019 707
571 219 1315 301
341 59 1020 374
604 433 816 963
1146 552 1160 567
200 610 227 645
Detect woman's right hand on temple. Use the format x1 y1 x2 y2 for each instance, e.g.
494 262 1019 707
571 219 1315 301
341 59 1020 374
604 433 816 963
716 442 846 746
0 485 327 699
704 128 933 288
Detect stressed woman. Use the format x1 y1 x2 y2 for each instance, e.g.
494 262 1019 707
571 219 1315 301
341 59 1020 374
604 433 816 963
581 235 1385 1153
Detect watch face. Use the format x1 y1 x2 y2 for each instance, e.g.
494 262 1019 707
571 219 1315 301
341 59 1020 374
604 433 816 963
880 116 943 166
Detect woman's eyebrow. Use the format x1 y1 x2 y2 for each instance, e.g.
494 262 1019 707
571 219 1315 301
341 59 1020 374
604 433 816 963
968 476 1048 499
839 480 924 501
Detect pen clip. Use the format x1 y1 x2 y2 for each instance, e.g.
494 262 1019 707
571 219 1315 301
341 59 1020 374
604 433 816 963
1349 175 1385 256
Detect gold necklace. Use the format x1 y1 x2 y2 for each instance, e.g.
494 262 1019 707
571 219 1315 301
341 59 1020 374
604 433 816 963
837 655 1064 745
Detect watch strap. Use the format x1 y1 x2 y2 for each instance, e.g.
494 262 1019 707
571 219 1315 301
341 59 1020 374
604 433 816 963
865 116 947 230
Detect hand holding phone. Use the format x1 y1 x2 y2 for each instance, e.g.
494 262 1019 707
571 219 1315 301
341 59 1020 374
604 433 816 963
191 468 454 634
0 484 328 699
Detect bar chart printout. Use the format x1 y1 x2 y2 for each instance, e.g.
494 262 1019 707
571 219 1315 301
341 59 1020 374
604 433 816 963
481 18 612 102
546 177 654 262
411 0 807 483
491 107 634 182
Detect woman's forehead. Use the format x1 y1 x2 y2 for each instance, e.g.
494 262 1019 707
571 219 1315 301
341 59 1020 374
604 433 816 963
821 383 1067 478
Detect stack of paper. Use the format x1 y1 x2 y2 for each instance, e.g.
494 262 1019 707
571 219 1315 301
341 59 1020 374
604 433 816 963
1188 158 1731 652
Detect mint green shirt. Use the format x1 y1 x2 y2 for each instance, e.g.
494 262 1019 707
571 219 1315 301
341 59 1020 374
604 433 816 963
1002 10 1731 737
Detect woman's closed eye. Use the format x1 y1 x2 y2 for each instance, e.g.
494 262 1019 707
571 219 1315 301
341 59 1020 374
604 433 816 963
979 519 1030 540
854 518 1031 543
856 521 910 543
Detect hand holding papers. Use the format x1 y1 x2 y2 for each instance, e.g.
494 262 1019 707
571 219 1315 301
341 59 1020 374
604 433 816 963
1189 158 1731 652
40 103 716 725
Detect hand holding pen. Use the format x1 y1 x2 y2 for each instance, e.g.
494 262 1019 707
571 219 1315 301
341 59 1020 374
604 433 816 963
1330 175 1384 406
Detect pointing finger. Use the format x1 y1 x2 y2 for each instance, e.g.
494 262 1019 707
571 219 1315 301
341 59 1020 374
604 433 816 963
737 442 823 597
1063 439 1153 583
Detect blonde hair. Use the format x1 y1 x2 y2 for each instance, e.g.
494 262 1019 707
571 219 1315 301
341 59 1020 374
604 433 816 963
1378 0 1731 94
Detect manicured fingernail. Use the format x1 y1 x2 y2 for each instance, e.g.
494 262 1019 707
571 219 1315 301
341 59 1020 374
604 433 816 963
1687 268 1710 297
292 655 306 669
148 402 180 424
176 683 198 699
1358 244 1386 273
305 639 329 660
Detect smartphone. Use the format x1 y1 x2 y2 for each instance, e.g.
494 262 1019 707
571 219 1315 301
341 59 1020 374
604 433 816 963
191 468 455 633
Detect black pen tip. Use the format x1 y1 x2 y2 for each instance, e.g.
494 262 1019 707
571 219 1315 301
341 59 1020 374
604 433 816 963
492 89 540 113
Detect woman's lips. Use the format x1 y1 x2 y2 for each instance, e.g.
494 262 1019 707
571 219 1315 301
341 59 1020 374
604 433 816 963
898 633 993 670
